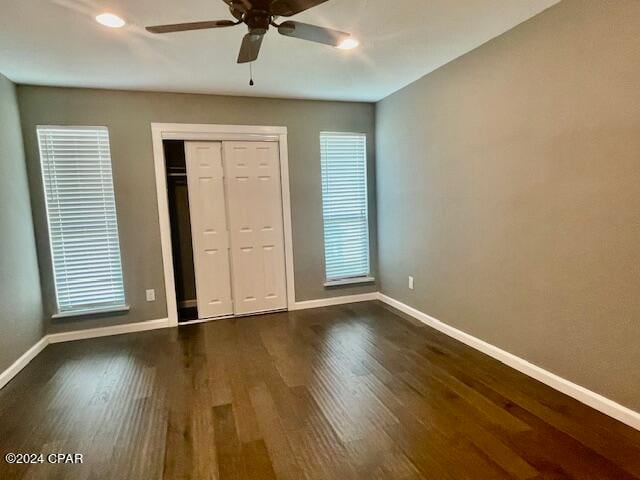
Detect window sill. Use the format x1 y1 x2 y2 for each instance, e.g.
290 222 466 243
52 305 130 320
324 276 376 287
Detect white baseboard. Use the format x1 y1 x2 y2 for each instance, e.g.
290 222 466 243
377 293 640 431
3 292 639 433
0 297 373 391
291 292 379 311
0 318 171 390
47 318 171 344
0 336 49 390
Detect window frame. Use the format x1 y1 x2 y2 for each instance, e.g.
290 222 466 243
37 125 128 318
319 131 374 286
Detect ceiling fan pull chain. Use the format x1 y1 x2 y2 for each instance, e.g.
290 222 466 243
249 62 255 86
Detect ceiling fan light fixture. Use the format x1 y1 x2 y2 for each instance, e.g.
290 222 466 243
96 13 126 28
337 37 359 50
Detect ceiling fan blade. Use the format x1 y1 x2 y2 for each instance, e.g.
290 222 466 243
222 0 252 14
222 0 252 9
228 6 245 21
237 33 264 63
277 21 349 47
271 0 329 17
146 20 237 34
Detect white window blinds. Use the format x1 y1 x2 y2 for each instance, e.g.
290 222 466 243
320 132 370 281
37 126 126 314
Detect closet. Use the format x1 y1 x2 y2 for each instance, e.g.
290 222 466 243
164 140 287 323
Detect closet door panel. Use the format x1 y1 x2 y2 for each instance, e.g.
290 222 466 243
185 142 233 318
223 141 287 315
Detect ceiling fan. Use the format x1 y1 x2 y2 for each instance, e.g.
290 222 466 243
145 0 356 64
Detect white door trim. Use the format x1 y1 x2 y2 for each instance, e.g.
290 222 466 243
151 123 296 327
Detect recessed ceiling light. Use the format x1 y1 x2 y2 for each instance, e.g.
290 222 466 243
337 38 360 50
96 13 126 28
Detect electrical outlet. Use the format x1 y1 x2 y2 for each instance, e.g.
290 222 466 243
145 289 156 302
408 276 414 290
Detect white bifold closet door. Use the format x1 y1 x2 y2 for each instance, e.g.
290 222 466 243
184 142 234 318
184 140 287 318
223 141 287 315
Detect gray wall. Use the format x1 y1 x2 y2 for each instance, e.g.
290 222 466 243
17 87 377 333
376 0 640 411
0 73 44 371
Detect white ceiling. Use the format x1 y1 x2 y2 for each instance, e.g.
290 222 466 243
0 0 559 102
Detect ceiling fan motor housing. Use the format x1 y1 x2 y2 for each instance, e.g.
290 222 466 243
244 9 271 35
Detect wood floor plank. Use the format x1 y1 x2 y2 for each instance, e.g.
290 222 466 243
0 301 638 480
248 382 305 480
213 404 245 480
241 440 277 480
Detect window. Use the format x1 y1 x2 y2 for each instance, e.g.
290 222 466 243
37 126 126 316
320 132 371 283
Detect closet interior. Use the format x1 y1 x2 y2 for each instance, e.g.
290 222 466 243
164 140 198 322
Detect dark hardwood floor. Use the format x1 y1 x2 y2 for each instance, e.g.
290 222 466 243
1 301 639 479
